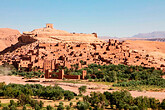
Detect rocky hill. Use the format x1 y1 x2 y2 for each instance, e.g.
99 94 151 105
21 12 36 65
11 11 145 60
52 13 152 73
124 40 165 63
0 28 20 51
19 24 102 44
0 24 164 72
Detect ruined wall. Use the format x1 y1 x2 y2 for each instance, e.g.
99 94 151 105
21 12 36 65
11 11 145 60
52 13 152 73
36 33 96 38
45 69 64 79
64 75 80 79
45 69 86 79
81 70 87 79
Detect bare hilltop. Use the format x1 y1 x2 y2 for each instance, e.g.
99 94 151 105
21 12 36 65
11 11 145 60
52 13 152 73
0 24 164 72
0 28 20 51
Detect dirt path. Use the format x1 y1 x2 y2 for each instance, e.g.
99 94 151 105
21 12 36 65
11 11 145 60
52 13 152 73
0 75 165 101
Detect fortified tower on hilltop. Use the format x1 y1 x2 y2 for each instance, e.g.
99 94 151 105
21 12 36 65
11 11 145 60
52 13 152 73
19 23 100 43
46 23 53 29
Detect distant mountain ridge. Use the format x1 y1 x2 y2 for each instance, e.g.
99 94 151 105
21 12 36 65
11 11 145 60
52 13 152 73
132 31 165 38
99 31 165 42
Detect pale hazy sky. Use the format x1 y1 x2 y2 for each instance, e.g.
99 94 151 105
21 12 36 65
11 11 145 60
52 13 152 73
0 0 165 37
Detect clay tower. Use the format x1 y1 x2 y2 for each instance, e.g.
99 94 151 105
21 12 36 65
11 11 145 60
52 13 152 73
46 23 53 29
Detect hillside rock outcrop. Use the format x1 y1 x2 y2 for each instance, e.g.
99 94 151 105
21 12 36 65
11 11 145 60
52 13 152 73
0 28 21 51
19 24 101 44
0 24 164 73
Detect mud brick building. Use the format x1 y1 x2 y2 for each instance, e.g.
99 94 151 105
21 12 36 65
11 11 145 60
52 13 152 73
0 24 165 78
45 69 87 79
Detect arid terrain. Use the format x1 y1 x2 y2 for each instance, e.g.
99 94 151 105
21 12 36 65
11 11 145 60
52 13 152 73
124 40 165 66
0 75 165 101
0 24 164 73
0 24 165 109
1 0 165 109
0 28 20 51
124 40 165 58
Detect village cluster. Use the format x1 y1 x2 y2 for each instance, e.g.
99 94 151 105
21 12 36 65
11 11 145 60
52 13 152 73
0 24 164 79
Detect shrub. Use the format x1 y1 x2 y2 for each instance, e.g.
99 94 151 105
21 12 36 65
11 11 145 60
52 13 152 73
2 106 10 110
129 105 139 110
9 105 17 110
22 105 26 110
69 102 73 107
78 86 87 95
18 94 31 105
52 97 56 101
88 79 93 82
89 106 93 110
77 101 89 110
59 102 63 106
46 105 53 110
64 91 74 101
160 99 165 109
89 92 108 109
34 104 40 110
66 105 70 110
57 102 64 110
30 100 39 108
39 100 44 108
9 100 17 107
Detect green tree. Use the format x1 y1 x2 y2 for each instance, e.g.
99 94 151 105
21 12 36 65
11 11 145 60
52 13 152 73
46 105 53 110
69 102 73 107
78 86 87 95
77 101 89 110
22 105 26 110
18 94 31 105
9 100 17 108
39 100 44 108
57 104 64 110
89 92 108 109
2 106 10 110
160 99 165 109
66 105 70 110
9 105 17 110
64 91 74 101
34 104 40 110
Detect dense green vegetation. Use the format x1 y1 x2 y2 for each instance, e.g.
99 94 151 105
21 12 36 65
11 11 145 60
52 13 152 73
3 61 165 89
0 83 76 101
0 83 76 109
11 70 45 78
82 90 165 110
0 83 165 110
1 62 165 92
64 63 165 89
